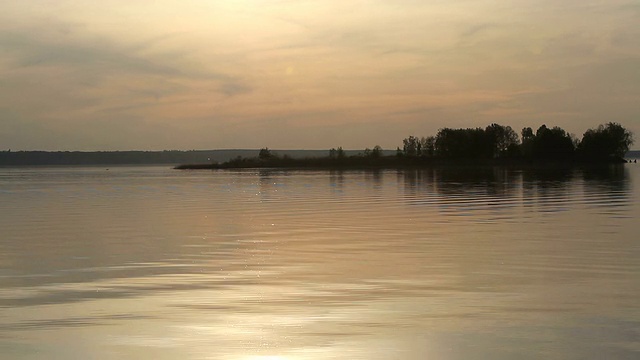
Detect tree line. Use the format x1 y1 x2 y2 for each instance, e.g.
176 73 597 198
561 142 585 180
175 122 633 169
398 122 633 161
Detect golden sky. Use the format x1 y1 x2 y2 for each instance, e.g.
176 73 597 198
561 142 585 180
1 0 639 150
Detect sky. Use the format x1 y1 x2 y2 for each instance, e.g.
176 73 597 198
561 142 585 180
1 0 639 151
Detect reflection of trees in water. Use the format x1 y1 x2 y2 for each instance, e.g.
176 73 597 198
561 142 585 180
580 165 631 212
521 167 577 213
261 166 630 217
258 169 274 200
519 165 631 214
433 167 519 198
257 169 293 200
521 167 575 185
400 165 632 218
329 170 345 193
400 168 432 192
581 165 628 187
402 167 520 197
363 169 384 190
522 167 574 198
401 167 521 217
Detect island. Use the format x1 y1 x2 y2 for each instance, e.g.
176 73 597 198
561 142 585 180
176 122 634 170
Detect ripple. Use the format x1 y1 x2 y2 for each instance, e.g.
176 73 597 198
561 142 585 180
1 166 639 359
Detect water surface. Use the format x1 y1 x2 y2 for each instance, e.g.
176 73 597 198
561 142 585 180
1 165 639 359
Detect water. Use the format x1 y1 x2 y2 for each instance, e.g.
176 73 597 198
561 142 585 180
0 165 639 359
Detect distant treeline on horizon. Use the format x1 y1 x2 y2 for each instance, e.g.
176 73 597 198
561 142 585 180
0 149 376 166
1 122 636 166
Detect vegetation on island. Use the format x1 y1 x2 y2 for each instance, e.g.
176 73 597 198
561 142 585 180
175 122 634 170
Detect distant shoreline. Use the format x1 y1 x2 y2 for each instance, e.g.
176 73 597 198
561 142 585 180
175 155 630 170
0 149 636 167
0 149 363 166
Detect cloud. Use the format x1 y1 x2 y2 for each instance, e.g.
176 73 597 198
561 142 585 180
0 19 254 145
0 25 236 82
0 1 639 150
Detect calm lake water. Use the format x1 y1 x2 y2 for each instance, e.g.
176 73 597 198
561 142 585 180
1 165 639 359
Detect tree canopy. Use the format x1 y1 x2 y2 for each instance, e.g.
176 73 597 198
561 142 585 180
404 123 520 159
578 122 634 159
530 125 576 159
401 122 633 162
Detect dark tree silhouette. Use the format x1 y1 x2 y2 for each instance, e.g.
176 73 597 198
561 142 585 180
521 127 534 142
259 147 272 160
530 125 575 159
329 147 345 159
423 136 436 157
435 127 491 158
520 127 535 157
371 145 383 158
403 136 420 157
485 123 520 158
578 122 633 159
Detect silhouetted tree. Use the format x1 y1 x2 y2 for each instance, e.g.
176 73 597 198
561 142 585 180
530 125 575 159
485 123 519 157
371 145 383 158
403 136 420 157
521 127 534 142
259 147 272 160
435 127 491 158
423 136 435 157
521 127 535 157
578 122 633 159
329 147 345 159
